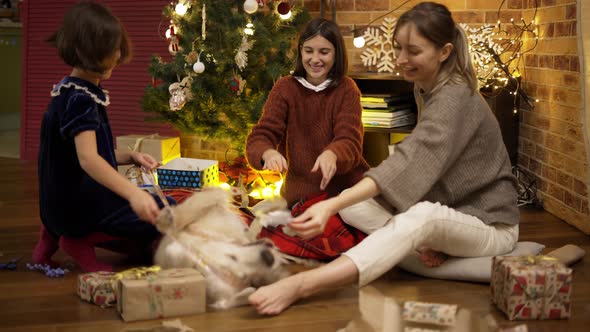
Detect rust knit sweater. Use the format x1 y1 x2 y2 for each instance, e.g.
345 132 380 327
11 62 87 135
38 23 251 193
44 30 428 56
246 76 370 207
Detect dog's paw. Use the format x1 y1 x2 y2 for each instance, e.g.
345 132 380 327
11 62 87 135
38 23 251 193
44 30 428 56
155 206 175 232
210 287 256 310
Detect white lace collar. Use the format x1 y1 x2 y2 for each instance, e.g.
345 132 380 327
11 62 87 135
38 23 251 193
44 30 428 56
50 78 110 106
294 76 332 92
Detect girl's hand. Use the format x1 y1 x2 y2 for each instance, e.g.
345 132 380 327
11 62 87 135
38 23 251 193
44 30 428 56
288 200 335 239
131 151 159 170
262 149 287 172
311 150 337 190
129 189 160 224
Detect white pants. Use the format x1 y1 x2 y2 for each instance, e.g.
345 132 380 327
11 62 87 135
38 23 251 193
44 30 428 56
340 199 519 286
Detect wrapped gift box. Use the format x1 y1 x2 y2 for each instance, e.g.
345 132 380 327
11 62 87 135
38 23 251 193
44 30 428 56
157 157 219 189
117 268 206 322
491 255 572 320
78 271 117 308
116 134 181 165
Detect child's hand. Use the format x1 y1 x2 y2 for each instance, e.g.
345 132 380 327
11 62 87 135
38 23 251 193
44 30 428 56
262 149 287 172
129 190 160 224
311 150 337 190
131 152 159 170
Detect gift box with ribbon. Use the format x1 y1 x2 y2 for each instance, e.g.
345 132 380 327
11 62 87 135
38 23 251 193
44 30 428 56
116 134 181 165
116 134 181 185
156 157 219 190
491 255 572 320
117 267 206 322
77 266 161 308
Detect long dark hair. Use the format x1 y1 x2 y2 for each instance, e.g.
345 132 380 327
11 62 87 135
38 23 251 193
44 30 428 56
293 17 347 87
394 2 477 93
47 1 131 74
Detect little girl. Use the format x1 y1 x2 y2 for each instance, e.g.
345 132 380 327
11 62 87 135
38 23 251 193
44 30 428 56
32 1 174 271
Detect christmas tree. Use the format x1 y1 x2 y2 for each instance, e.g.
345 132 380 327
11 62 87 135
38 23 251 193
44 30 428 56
142 0 310 152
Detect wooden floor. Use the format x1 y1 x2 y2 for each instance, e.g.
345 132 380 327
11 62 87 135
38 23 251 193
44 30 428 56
0 157 589 332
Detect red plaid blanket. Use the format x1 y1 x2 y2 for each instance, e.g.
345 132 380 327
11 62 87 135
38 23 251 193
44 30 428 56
244 192 367 261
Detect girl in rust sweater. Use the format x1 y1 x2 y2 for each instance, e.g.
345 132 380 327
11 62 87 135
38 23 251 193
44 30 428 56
246 18 369 207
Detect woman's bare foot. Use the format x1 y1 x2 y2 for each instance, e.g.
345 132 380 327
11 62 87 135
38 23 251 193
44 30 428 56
248 273 305 315
418 247 448 267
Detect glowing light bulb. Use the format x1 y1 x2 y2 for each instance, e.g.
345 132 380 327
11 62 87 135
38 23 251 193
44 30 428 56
175 3 188 16
244 22 254 35
279 11 292 20
353 36 366 48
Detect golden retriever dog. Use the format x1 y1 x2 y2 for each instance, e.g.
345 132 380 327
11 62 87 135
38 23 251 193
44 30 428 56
153 187 289 310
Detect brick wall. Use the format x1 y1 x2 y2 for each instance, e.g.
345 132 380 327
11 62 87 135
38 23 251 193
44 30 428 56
517 0 589 233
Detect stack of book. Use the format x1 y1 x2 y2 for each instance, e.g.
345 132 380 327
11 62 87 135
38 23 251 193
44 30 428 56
361 93 416 128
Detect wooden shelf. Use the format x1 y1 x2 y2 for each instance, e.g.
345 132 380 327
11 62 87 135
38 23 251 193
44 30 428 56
363 125 414 134
348 72 407 81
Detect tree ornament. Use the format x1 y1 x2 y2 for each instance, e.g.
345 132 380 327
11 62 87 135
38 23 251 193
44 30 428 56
169 77 192 111
277 2 290 15
235 36 255 71
193 61 205 74
229 74 246 95
193 52 205 74
184 50 198 64
201 3 206 40
167 25 182 55
243 0 258 14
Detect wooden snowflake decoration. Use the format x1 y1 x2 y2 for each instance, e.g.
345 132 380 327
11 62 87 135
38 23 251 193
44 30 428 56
460 23 504 88
360 17 396 73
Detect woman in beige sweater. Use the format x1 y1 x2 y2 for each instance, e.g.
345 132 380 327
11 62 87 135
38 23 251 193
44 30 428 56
248 2 519 315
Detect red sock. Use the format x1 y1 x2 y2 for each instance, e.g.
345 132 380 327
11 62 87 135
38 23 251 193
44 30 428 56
32 225 59 267
58 233 117 272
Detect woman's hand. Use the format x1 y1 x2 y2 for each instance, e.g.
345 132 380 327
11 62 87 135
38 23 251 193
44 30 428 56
129 189 160 224
131 151 159 171
288 199 336 239
262 149 287 172
311 150 337 190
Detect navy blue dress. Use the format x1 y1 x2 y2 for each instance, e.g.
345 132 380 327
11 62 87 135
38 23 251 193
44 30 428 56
38 76 172 240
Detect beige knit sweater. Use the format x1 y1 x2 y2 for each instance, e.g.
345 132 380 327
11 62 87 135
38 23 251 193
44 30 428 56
246 76 370 207
365 81 519 225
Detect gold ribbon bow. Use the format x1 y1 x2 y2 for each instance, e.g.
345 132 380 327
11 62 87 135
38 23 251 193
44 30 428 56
110 265 162 289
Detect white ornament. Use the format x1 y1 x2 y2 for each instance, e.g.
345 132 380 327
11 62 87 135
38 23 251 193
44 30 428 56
193 61 205 73
235 36 255 71
360 17 396 73
244 0 258 14
201 3 207 40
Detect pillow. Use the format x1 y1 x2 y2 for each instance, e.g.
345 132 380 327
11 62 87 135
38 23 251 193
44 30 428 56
398 241 545 283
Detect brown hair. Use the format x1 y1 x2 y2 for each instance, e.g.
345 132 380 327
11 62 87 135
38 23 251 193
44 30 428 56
394 2 478 93
47 1 131 74
293 17 347 87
